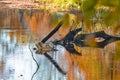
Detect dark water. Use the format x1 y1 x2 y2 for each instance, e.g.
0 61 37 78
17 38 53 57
0 8 120 80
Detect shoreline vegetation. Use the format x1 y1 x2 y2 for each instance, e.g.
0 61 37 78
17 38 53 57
0 0 80 11
0 0 120 33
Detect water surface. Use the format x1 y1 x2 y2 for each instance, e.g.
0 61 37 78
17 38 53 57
0 8 120 80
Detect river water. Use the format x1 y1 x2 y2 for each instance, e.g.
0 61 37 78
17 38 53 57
0 8 120 80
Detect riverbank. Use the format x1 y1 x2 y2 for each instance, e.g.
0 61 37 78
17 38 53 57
0 0 40 9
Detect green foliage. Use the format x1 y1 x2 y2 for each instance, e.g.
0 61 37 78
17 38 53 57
53 0 81 9
37 0 120 28
102 0 120 7
38 0 81 9
81 0 120 27
82 0 97 21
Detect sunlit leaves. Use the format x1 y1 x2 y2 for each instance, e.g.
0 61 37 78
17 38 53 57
38 0 81 9
53 0 81 9
37 0 120 31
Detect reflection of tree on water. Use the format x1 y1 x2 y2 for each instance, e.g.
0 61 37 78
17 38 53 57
0 8 120 80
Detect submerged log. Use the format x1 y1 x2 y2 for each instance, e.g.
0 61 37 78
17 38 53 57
54 28 120 55
74 31 120 48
